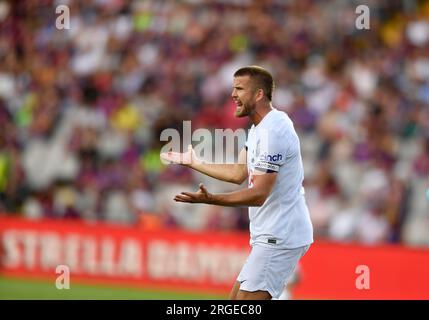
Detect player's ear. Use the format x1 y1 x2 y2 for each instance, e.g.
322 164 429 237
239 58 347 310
255 88 264 102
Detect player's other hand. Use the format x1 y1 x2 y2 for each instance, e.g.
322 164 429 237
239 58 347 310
174 183 213 204
160 144 196 166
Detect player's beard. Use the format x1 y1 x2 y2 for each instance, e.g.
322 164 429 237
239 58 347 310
235 101 254 118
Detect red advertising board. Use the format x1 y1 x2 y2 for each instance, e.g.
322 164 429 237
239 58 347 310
294 240 429 299
1 216 429 299
0 216 250 294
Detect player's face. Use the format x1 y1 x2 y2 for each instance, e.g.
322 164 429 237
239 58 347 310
231 76 258 118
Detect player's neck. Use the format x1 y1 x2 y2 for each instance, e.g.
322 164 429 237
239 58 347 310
250 104 274 126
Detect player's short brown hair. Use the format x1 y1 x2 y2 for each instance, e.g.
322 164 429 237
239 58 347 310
233 66 275 101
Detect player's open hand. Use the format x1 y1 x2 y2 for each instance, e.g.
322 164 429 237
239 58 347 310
160 144 195 166
174 183 213 204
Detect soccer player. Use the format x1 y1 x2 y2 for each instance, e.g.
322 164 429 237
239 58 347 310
160 66 313 300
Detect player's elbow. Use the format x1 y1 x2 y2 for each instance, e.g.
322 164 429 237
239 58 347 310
253 196 267 207
253 190 269 206
230 175 246 185
230 165 248 185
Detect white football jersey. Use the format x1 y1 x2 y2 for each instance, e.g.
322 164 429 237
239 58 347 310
246 108 313 249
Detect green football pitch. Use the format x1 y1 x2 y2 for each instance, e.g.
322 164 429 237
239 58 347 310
0 276 226 300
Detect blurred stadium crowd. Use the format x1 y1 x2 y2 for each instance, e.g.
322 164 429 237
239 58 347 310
0 0 428 245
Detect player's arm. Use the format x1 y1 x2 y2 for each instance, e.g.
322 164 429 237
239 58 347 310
160 145 248 185
174 171 277 207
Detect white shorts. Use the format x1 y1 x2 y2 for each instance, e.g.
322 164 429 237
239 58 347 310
237 244 310 299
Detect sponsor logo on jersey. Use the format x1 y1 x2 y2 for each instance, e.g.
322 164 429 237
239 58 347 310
259 153 283 162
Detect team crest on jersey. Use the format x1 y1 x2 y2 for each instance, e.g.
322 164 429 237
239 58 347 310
250 139 260 164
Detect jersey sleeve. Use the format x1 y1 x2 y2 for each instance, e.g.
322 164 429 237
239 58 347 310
254 129 287 173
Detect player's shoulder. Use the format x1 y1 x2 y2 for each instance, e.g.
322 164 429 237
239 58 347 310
264 109 293 135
